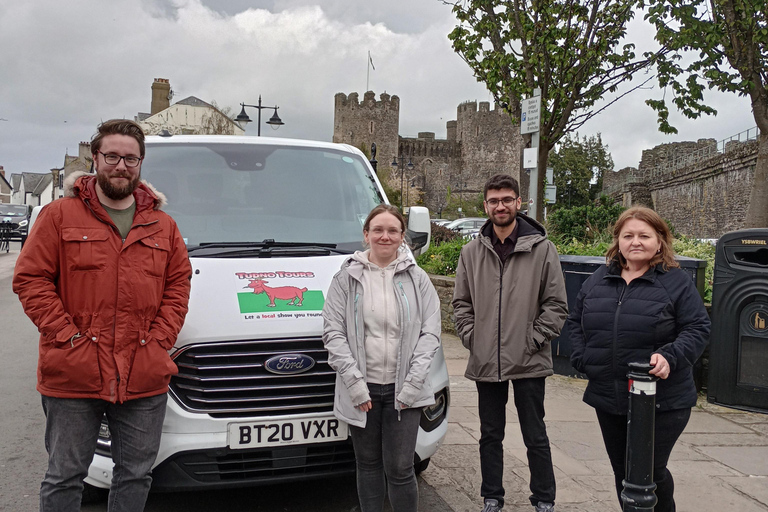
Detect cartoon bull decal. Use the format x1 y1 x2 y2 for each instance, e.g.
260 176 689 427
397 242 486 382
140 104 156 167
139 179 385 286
246 278 307 307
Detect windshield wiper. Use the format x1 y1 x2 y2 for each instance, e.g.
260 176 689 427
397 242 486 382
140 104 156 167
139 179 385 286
187 239 353 257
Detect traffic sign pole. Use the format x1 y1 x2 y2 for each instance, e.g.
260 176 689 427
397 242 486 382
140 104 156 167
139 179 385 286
521 89 541 221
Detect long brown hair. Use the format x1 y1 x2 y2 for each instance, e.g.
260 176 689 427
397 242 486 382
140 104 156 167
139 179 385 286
605 206 679 270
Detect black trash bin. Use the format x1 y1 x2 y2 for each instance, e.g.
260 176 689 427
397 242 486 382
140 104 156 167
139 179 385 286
708 229 768 413
553 254 707 378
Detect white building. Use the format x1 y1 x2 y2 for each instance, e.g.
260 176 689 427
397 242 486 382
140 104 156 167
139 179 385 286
136 78 244 136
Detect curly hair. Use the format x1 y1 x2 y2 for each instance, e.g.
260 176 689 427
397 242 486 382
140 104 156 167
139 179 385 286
91 119 146 158
605 206 679 270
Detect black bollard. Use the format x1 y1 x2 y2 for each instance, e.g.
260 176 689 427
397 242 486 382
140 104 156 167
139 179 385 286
622 361 659 512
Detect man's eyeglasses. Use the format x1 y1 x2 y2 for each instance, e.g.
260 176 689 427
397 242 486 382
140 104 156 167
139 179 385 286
485 196 518 208
97 151 142 168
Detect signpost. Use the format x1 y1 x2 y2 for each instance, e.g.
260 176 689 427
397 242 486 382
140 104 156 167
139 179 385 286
521 89 541 220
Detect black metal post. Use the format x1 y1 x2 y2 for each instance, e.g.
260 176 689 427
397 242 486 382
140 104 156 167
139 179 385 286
622 361 659 512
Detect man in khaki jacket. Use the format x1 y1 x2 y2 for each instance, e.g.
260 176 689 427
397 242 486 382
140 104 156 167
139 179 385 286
452 174 567 512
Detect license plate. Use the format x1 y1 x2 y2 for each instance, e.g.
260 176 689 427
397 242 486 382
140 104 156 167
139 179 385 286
228 417 348 449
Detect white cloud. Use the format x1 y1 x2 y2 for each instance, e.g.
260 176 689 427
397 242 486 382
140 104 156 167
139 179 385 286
0 0 755 178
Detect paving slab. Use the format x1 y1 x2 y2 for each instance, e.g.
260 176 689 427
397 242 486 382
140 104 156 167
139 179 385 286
432 333 768 512
696 446 768 476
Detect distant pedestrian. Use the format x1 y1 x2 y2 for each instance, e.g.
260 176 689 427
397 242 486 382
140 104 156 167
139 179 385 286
323 204 442 512
568 206 710 512
13 119 192 512
452 174 568 512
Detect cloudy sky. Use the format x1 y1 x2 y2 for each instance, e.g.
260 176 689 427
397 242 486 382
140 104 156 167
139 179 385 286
0 0 756 177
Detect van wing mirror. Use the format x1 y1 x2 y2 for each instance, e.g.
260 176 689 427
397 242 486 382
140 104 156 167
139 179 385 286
407 206 431 257
28 206 44 235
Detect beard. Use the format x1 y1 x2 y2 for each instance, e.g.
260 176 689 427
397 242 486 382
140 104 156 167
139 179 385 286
489 209 516 228
96 168 140 200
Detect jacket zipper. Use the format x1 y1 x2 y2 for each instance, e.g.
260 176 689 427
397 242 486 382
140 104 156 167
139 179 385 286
613 281 627 406
497 257 504 381
397 282 411 322
354 292 360 342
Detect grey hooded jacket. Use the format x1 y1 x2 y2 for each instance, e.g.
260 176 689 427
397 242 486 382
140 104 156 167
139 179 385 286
452 215 568 382
322 252 441 428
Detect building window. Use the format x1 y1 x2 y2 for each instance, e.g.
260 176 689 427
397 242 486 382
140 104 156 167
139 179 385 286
369 121 374 134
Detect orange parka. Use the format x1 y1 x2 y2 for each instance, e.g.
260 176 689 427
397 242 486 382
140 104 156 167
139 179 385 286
13 173 192 403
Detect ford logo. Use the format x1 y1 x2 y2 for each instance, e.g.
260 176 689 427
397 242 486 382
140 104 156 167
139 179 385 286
264 354 315 375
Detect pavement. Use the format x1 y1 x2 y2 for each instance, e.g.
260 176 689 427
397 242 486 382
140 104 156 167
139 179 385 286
427 333 768 512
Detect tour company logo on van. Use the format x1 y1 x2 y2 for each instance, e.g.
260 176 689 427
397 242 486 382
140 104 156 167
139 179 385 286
235 271 325 319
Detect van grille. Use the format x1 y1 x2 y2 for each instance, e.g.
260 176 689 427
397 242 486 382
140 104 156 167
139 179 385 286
169 337 336 418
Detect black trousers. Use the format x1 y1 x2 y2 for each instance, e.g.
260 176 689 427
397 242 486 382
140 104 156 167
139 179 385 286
476 378 556 507
595 407 691 512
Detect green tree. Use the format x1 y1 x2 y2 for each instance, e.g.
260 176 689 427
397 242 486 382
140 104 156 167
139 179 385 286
446 0 659 219
549 132 614 208
645 0 768 228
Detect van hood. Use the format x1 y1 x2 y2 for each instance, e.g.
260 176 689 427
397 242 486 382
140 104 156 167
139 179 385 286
174 254 350 347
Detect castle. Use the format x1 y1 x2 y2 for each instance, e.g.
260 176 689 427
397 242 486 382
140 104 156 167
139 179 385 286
333 91 523 215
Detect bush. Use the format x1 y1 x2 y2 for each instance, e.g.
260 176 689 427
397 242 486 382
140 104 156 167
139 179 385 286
430 223 461 246
416 237 466 275
547 196 625 242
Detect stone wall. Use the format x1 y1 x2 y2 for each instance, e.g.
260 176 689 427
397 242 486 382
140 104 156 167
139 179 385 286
429 274 457 336
649 140 758 238
603 138 759 239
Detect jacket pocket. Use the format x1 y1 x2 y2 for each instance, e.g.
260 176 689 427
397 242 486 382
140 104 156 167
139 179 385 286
525 324 542 355
126 334 178 394
40 333 102 392
62 228 111 272
139 237 170 279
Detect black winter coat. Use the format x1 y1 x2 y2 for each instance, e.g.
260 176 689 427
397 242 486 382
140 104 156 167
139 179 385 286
568 262 710 415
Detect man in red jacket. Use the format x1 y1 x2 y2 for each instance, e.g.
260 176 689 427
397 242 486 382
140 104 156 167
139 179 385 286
13 119 191 512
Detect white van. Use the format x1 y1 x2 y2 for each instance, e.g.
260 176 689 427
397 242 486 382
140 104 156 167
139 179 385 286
83 135 450 495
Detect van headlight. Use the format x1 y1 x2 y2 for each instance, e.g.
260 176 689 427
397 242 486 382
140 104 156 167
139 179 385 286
19 219 28 227
420 387 449 432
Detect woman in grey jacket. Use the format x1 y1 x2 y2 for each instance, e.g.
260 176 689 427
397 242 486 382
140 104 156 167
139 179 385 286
322 204 441 512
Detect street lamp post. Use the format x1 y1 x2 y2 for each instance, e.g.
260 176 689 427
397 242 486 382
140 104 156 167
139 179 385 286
235 95 284 136
391 155 414 212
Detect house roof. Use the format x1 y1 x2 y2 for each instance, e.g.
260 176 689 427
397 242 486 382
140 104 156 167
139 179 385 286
11 174 21 190
21 172 53 195
175 96 214 108
0 173 11 190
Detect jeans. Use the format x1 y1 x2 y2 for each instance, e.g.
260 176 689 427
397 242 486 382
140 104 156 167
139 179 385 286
39 393 167 512
595 407 691 512
476 378 556 507
349 383 422 512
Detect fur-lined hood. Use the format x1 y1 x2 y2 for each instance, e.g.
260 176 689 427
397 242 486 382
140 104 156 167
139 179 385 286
63 171 167 209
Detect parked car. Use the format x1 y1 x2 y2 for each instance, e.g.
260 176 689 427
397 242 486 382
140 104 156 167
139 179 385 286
0 203 32 245
81 135 450 499
431 218 451 226
445 217 487 238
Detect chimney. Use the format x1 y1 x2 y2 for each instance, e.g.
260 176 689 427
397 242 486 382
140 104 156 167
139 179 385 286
0 165 4 178
151 78 171 115
79 141 91 161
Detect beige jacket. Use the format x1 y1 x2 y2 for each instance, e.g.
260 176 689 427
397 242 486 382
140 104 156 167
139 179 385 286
452 215 567 382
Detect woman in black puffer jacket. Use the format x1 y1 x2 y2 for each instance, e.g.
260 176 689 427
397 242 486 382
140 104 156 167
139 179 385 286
568 207 710 512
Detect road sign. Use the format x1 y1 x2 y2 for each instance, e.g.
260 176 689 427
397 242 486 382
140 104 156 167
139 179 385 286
523 148 538 169
521 95 541 134
545 185 557 204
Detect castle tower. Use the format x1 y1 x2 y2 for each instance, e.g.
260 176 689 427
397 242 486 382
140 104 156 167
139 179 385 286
333 91 400 169
455 100 522 197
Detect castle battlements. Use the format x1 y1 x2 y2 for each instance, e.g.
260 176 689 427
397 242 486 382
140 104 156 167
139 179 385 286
334 91 400 111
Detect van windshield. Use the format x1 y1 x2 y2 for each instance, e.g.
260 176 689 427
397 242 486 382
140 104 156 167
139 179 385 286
141 142 383 251
0 205 29 217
